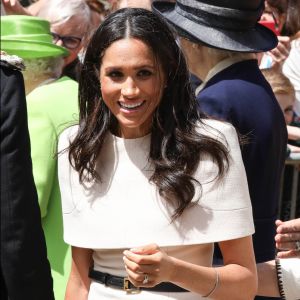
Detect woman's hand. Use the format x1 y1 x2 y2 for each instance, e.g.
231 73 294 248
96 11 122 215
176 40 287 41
275 218 300 258
124 238 257 299
287 125 300 141
288 144 300 153
266 36 291 70
123 243 176 287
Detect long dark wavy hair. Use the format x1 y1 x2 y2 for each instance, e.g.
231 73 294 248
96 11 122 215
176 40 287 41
69 8 229 220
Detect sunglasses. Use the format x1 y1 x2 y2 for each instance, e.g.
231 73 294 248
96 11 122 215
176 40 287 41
51 32 82 50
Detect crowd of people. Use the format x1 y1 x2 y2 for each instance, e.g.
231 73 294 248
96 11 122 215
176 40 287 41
1 0 299 299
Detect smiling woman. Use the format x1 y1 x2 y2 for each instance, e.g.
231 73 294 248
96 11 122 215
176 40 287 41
100 38 164 138
58 7 257 300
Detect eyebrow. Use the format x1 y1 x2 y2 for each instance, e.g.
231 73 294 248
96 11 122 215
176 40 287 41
103 64 156 71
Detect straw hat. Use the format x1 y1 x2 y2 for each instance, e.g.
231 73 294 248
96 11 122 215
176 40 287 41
1 15 68 58
152 0 278 52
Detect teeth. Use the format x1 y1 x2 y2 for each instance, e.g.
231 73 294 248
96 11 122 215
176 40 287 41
119 101 144 109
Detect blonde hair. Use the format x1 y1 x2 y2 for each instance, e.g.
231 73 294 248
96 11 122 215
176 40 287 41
262 68 295 96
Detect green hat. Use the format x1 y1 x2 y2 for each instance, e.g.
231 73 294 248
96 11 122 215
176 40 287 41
1 15 69 59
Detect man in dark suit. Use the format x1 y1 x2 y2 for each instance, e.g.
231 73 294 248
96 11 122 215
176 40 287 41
153 1 287 299
0 54 54 299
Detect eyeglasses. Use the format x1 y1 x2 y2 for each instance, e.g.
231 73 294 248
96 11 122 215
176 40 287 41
51 32 82 50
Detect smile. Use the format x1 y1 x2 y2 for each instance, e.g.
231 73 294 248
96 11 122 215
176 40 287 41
118 101 145 110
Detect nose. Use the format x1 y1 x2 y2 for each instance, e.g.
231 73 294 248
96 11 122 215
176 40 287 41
121 77 139 98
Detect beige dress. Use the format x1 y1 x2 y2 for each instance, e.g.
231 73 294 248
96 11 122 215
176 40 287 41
58 119 255 299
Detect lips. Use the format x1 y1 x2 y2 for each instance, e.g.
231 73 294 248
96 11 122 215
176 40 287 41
118 101 145 110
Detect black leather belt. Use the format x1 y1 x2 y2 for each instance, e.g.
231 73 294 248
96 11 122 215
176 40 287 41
89 269 188 293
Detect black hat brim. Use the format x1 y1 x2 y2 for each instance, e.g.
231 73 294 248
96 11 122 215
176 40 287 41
152 1 278 53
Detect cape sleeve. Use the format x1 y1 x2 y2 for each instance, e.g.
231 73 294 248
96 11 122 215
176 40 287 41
180 119 255 243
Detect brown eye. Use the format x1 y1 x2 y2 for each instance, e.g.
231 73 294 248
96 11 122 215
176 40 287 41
137 69 152 78
107 71 123 78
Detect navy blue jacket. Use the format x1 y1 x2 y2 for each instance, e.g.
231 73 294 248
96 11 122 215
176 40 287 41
196 60 287 263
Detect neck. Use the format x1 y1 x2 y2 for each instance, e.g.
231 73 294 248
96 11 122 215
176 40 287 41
190 46 256 81
189 46 222 81
191 59 212 81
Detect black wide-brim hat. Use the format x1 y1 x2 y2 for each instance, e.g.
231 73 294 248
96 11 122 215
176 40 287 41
152 0 278 53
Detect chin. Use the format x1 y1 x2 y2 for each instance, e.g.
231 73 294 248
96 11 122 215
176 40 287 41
63 56 76 67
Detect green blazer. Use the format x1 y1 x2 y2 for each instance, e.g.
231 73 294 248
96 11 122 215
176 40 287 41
27 76 78 300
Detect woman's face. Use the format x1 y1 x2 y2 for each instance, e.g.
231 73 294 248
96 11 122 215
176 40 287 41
51 16 87 67
99 38 165 138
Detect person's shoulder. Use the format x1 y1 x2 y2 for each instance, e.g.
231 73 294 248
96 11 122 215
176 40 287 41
58 125 79 148
54 76 78 88
0 51 25 72
196 119 238 148
201 118 232 129
197 119 235 136
31 76 78 95
27 76 78 108
0 52 25 83
0 53 26 107
59 125 79 140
